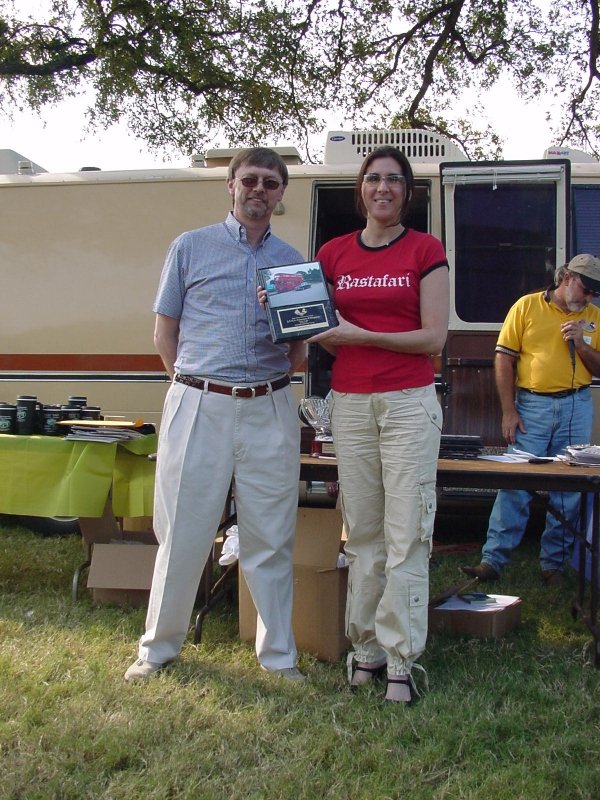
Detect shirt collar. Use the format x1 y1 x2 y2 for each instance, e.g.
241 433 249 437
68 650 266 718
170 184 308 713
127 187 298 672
225 211 272 245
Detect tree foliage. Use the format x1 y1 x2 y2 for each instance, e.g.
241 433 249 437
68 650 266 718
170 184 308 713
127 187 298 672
0 0 598 160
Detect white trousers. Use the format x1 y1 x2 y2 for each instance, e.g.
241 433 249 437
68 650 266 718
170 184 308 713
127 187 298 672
139 380 300 670
331 386 442 676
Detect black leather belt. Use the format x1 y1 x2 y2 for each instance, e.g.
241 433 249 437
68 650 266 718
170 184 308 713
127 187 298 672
175 374 290 398
521 386 590 398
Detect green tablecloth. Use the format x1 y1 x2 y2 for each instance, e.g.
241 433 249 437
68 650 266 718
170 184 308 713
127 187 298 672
0 434 157 518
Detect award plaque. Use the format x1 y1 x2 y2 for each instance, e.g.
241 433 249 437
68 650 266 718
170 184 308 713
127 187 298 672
257 261 338 343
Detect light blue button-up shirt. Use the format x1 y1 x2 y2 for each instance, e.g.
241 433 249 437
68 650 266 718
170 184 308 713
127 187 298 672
153 212 304 382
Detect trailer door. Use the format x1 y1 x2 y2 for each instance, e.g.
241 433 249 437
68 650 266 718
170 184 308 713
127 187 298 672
440 160 570 445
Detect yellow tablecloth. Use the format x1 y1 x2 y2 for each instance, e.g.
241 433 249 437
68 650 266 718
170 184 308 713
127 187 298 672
0 434 157 518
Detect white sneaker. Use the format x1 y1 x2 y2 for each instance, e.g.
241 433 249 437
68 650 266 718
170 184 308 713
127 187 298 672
124 658 170 682
261 666 306 681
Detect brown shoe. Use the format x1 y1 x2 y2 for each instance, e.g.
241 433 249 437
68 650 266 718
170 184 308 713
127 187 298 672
460 562 500 582
542 569 564 586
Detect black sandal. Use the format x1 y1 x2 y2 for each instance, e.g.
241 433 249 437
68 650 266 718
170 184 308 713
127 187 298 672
349 661 387 691
384 676 415 705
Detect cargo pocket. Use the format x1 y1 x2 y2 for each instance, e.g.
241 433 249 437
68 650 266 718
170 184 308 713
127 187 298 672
419 483 437 557
419 392 443 433
408 579 429 657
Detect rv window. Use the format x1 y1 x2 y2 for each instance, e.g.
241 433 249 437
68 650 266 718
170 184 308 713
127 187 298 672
453 183 557 324
572 185 600 256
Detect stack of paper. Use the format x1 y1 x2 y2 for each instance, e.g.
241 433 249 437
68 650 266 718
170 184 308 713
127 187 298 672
434 594 520 613
564 445 600 466
479 449 557 463
64 426 146 443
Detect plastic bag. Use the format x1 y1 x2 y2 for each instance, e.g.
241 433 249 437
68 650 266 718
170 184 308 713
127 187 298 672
219 525 239 566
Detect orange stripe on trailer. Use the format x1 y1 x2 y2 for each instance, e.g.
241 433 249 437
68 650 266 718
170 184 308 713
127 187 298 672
0 354 164 371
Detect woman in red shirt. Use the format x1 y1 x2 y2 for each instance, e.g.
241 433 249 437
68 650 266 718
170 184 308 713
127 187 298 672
310 146 449 704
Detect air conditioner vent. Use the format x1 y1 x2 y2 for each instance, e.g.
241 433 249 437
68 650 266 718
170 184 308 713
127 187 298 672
324 129 467 164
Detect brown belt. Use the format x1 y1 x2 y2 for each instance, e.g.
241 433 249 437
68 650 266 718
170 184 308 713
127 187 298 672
174 373 290 398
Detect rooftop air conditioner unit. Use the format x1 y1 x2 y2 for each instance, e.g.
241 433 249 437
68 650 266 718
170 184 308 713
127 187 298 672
543 146 598 164
17 160 35 174
203 146 303 168
324 129 467 165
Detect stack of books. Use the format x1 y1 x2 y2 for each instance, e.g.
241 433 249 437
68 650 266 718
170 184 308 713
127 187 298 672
458 592 498 605
439 435 483 460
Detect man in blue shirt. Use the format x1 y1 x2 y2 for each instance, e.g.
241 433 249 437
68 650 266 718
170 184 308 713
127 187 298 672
125 148 306 681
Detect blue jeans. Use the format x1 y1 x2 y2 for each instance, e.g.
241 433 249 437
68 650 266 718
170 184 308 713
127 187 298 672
482 387 592 574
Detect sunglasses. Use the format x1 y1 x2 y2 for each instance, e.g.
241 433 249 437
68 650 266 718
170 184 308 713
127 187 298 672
363 173 406 185
572 273 600 298
237 175 282 191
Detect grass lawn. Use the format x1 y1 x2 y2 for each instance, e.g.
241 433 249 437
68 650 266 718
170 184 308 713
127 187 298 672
1 518 599 800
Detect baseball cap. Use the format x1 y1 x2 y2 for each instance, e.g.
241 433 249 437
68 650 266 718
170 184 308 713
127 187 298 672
568 254 600 293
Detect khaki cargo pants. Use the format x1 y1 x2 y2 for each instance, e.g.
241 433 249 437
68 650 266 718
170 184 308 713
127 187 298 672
331 385 442 676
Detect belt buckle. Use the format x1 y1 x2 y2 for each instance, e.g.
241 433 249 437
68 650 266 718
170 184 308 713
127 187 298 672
231 385 254 398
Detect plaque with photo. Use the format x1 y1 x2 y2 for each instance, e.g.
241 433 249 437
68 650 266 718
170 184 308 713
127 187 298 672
257 261 338 343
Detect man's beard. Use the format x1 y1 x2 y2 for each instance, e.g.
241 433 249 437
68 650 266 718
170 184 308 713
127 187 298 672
566 300 589 312
244 200 268 219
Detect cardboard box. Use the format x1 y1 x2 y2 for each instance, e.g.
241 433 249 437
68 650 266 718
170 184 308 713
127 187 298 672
118 517 227 554
120 516 156 543
88 495 233 606
87 542 158 607
86 535 220 607
239 507 349 662
428 596 522 638
118 527 158 545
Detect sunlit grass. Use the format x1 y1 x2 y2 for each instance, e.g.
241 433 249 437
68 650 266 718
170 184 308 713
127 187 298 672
1 520 600 800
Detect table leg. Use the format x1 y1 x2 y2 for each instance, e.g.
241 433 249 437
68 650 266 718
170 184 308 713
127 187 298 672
193 562 238 644
591 493 600 666
571 492 600 665
193 488 237 645
72 541 92 602
574 495 588 620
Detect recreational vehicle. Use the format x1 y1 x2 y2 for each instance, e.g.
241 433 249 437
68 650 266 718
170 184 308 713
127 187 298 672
2 129 600 451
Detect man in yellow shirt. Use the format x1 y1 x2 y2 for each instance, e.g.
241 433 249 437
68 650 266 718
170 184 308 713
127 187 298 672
463 254 600 585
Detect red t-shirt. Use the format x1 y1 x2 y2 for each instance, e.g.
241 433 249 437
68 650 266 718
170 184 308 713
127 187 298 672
317 228 448 393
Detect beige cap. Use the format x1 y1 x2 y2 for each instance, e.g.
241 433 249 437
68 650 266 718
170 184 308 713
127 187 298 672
568 254 600 293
